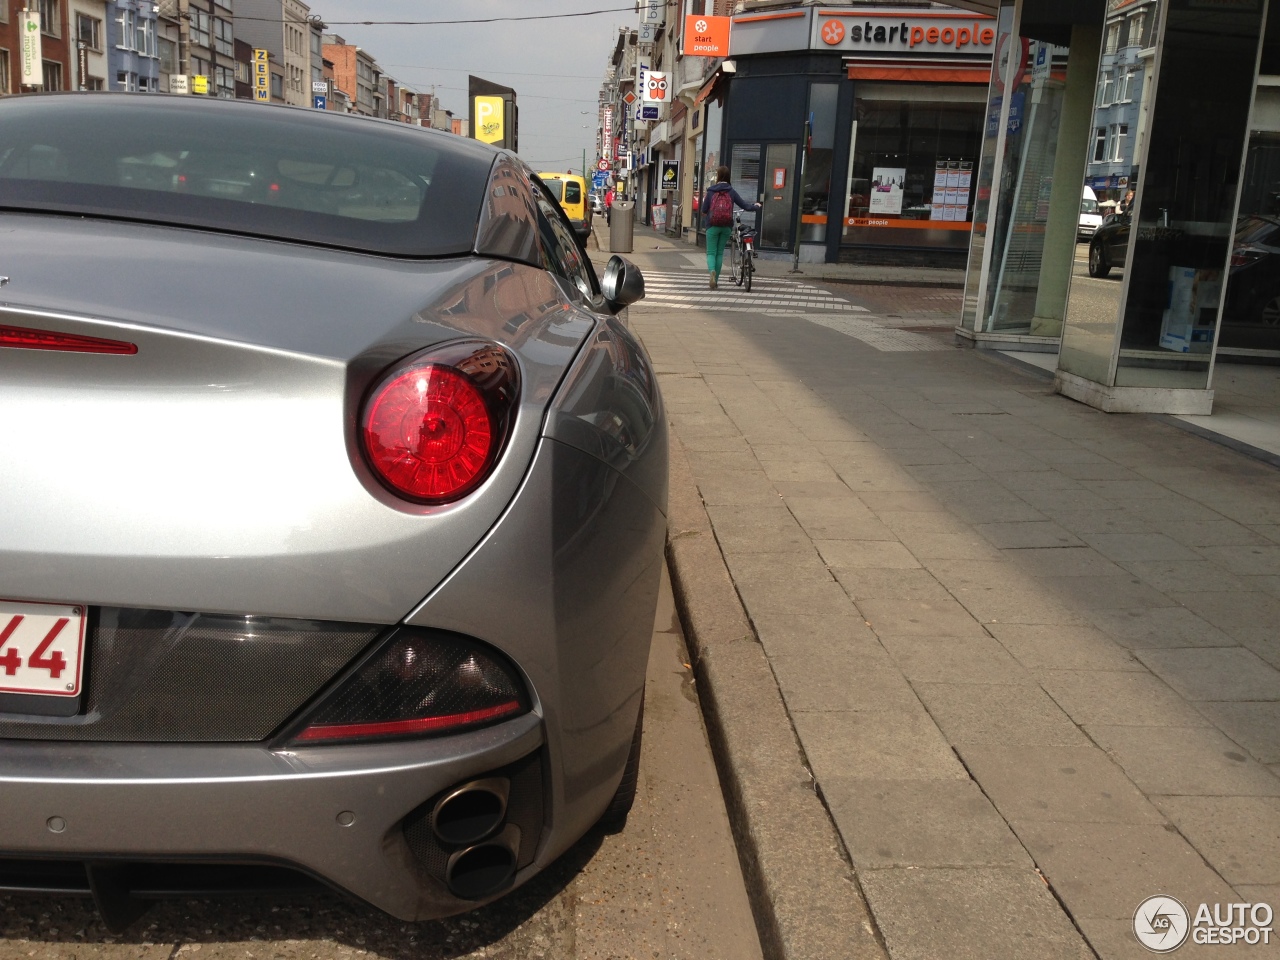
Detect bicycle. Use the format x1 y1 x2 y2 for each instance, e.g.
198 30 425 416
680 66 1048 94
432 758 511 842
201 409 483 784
727 212 755 292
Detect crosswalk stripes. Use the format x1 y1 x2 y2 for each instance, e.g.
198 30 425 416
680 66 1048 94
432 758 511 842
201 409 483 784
636 270 865 313
633 270 951 353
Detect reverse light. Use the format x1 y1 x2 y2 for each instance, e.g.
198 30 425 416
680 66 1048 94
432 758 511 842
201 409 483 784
360 341 519 504
0 324 137 355
287 628 529 744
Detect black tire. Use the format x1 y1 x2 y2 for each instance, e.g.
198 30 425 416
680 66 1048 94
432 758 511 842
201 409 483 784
597 698 643 833
743 252 753 293
1088 242 1111 278
728 239 743 286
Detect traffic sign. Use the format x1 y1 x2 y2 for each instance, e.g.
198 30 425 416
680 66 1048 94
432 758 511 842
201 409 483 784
313 95 327 110
312 80 328 94
622 91 636 106
597 158 610 171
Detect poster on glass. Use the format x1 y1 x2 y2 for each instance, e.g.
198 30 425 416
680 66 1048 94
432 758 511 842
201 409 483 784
869 167 906 215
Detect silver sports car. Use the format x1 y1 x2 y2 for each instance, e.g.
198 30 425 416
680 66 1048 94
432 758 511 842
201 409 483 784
0 94 666 928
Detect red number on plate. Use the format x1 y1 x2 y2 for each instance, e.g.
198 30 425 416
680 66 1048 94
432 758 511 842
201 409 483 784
27 618 68 679
0 615 23 676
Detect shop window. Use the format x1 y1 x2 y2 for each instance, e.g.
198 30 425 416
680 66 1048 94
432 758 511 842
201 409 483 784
84 76 104 91
842 96 983 253
801 82 839 243
0 50 9 95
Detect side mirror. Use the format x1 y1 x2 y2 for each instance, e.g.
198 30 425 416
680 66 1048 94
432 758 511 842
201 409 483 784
601 255 645 313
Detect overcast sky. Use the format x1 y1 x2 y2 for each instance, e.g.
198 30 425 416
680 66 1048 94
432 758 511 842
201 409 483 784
315 0 632 172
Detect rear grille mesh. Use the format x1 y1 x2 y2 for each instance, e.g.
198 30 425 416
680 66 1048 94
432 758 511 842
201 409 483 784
0 608 381 742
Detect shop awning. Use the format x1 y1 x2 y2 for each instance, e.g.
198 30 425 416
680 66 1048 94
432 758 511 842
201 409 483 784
847 63 992 83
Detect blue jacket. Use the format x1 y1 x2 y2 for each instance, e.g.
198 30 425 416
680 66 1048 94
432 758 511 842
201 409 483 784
700 181 755 223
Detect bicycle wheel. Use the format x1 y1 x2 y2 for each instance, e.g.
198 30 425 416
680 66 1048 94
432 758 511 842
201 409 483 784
728 238 742 286
743 248 753 293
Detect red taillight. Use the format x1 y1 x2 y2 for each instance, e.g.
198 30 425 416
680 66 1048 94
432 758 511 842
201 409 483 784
0 324 137 355
360 342 518 504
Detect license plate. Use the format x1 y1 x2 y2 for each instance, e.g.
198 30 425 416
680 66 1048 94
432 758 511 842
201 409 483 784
0 600 87 697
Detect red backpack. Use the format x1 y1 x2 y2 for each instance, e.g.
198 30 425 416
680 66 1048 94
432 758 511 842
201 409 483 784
708 189 734 227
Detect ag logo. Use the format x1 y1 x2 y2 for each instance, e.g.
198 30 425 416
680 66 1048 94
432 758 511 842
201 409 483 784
821 20 844 45
1134 896 1190 953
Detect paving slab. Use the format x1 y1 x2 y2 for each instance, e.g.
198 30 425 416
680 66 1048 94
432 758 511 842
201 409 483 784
1038 670 1212 728
1089 725 1280 797
822 779 1030 869
914 682 1092 747
791 708 969 782
879 634 1032 685
986 623 1145 671
857 867 1094 960
958 745 1163 824
1153 796 1280 886
1134 647 1280 701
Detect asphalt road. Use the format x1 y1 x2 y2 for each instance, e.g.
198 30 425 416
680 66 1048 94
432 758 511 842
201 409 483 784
0 569 764 960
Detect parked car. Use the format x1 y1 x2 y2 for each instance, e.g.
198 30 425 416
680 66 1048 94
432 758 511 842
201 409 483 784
1088 210 1130 277
0 93 664 929
536 172 592 242
1078 185 1104 241
1223 214 1280 329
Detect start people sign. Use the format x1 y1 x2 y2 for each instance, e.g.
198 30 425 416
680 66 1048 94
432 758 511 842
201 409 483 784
813 10 995 56
683 15 730 58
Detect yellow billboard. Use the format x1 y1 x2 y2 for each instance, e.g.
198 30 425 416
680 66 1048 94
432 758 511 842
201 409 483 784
474 96 504 144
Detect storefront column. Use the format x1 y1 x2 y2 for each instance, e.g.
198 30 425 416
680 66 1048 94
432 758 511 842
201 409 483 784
1030 23 1101 338
1055 0 1269 414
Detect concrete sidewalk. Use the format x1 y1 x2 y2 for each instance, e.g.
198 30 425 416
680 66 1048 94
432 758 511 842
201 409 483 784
613 242 1280 960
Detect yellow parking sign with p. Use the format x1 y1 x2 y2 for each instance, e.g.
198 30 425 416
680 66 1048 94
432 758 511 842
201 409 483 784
474 96 504 144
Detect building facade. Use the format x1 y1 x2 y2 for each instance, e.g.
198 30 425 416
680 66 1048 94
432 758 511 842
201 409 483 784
235 0 309 106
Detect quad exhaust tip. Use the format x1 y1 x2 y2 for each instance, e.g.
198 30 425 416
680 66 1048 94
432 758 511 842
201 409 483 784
430 777 510 847
444 824 521 900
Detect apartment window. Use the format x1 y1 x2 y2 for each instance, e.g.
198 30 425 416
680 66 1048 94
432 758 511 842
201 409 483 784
1100 73 1115 106
1118 70 1136 103
0 4 8 23
235 60 249 83
159 37 176 73
1093 127 1107 162
117 70 136 91
1105 22 1121 54
84 76 104 90
38 0 60 37
270 73 283 98
116 8 135 49
43 60 63 91
190 9 210 48
1108 123 1129 162
215 17 232 57
0 50 9 94
217 64 234 98
76 13 101 50
1128 12 1146 48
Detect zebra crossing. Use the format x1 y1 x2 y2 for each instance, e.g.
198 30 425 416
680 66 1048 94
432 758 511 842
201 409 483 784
632 269 950 352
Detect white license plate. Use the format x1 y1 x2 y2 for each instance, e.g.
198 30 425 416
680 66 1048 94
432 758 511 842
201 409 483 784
0 600 87 698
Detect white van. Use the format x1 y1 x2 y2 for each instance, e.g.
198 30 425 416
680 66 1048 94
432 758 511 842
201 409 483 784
1079 186 1103 240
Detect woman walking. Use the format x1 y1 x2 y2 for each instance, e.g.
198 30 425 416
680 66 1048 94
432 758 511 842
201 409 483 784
700 166 760 289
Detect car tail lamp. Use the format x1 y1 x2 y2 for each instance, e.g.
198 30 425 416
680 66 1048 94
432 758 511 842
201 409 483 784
1231 248 1263 267
287 628 529 744
0 324 137 355
360 341 519 504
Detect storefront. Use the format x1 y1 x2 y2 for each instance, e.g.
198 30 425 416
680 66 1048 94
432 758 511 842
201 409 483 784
722 6 995 264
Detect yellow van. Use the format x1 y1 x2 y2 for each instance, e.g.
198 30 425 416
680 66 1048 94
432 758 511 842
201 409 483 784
537 172 592 242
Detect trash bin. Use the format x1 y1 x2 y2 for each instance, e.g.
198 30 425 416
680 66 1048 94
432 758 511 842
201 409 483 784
609 200 635 254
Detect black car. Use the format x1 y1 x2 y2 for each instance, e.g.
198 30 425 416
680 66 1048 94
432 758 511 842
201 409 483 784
1224 215 1280 329
1088 211 1130 278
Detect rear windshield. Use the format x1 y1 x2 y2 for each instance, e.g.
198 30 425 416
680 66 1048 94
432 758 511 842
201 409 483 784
0 95 495 257
564 181 583 205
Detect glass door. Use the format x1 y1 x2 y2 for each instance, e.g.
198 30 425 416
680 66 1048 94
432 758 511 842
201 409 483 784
762 143 797 250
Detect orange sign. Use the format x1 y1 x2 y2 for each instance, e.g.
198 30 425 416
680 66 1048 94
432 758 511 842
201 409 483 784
683 14 730 57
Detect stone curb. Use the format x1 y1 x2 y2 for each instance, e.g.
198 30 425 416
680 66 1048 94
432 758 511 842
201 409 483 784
663 431 889 960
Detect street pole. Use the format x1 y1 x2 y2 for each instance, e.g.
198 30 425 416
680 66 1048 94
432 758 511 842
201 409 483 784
582 148 586 181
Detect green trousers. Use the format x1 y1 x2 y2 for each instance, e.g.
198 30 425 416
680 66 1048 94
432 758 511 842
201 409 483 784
705 226 732 278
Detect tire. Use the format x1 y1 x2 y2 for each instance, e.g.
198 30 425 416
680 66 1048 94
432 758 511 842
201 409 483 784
743 250 753 293
1088 242 1111 278
728 239 742 286
1258 290 1280 327
597 697 643 833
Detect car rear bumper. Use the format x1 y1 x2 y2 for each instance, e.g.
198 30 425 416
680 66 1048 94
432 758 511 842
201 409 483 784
0 713 544 920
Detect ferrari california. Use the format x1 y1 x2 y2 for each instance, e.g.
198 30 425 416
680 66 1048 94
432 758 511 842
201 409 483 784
0 94 666 929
